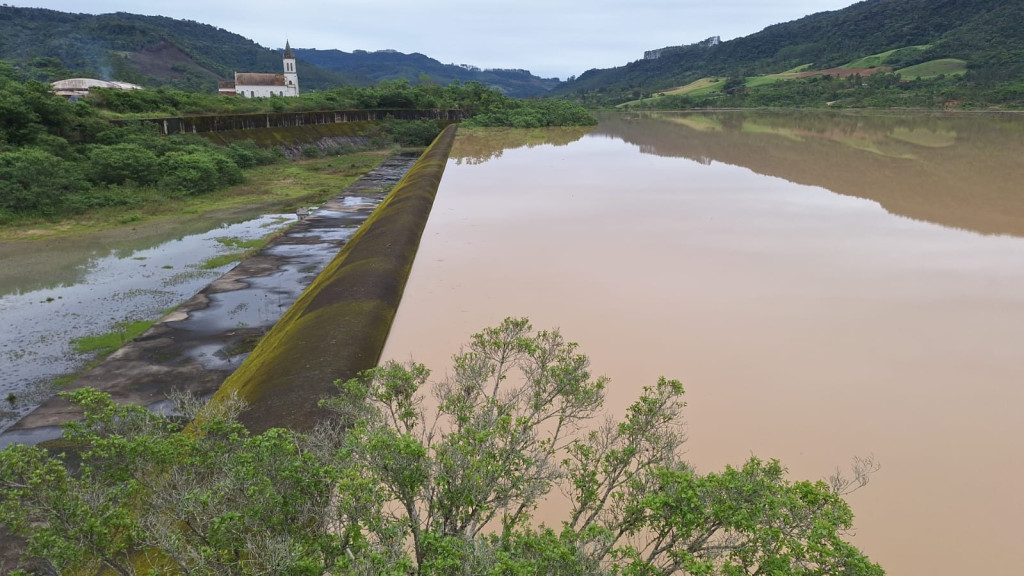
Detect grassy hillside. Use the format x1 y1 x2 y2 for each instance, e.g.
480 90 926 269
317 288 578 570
294 48 561 98
555 0 1024 106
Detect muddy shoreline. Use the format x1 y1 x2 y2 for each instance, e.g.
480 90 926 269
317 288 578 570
0 154 418 447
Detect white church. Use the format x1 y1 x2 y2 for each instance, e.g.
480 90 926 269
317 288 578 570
219 41 300 98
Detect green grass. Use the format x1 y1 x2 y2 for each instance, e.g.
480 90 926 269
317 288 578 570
72 320 155 356
844 49 901 69
200 253 245 269
745 76 789 88
216 236 265 250
675 78 726 97
781 64 813 74
896 59 967 79
843 45 931 69
51 374 77 387
0 151 389 242
203 229 283 269
618 78 726 106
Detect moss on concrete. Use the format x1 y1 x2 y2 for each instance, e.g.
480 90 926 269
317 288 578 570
207 124 458 432
202 121 377 147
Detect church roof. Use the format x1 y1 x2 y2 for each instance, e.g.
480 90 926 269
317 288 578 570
283 40 294 59
235 73 286 86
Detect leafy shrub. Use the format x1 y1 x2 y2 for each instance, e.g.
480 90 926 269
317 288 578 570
464 99 597 128
0 147 90 214
207 151 244 186
380 118 444 146
157 150 222 195
226 139 280 168
301 145 324 159
87 143 160 185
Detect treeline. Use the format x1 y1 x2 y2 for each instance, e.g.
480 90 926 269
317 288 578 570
624 72 1024 110
89 77 596 128
0 66 595 222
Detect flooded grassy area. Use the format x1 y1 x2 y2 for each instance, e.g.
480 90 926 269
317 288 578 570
0 151 390 242
0 149 404 432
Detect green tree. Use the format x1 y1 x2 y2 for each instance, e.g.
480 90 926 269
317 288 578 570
319 318 881 576
0 319 882 575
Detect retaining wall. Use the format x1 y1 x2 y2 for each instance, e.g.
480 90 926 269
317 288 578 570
118 109 463 136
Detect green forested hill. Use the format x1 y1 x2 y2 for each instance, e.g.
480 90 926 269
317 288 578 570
0 6 359 91
554 0 1024 104
294 49 561 98
0 6 560 97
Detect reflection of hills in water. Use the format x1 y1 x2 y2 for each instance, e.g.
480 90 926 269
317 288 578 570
594 111 1024 237
451 126 593 165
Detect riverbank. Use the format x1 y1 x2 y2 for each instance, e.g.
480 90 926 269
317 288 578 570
0 150 392 242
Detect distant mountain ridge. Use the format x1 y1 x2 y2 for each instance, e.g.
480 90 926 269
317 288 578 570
554 0 1024 101
0 6 358 91
293 48 560 98
0 6 558 97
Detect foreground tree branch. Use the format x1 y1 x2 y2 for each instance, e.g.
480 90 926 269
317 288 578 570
0 318 882 576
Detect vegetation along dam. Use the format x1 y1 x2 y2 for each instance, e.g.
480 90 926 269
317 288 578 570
381 111 1024 576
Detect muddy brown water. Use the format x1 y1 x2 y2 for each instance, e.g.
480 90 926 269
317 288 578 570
382 112 1024 576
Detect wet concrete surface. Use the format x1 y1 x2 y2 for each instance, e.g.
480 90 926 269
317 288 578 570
0 154 417 447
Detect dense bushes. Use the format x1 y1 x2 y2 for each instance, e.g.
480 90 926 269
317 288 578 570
0 62 290 221
465 98 598 128
378 118 447 146
0 63 595 222
0 148 90 215
83 77 597 128
157 148 243 195
87 143 160 185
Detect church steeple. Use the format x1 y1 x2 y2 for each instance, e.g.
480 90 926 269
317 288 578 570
282 40 299 95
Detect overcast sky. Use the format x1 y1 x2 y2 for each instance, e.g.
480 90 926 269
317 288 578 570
16 1 862 79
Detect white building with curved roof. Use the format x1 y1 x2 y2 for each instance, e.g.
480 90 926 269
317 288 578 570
50 78 143 98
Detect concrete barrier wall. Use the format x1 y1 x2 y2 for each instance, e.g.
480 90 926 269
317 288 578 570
208 124 458 431
117 109 464 136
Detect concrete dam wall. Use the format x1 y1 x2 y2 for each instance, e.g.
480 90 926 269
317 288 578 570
208 124 458 431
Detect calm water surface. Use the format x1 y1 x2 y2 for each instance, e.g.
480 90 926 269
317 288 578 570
382 112 1024 576
0 212 296 430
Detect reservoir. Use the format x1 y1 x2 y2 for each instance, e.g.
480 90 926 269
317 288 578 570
381 111 1024 576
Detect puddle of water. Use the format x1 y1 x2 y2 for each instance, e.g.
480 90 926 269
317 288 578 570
0 214 295 431
382 114 1024 576
0 425 62 450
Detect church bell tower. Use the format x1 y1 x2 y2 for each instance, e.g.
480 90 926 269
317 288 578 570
283 41 299 96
